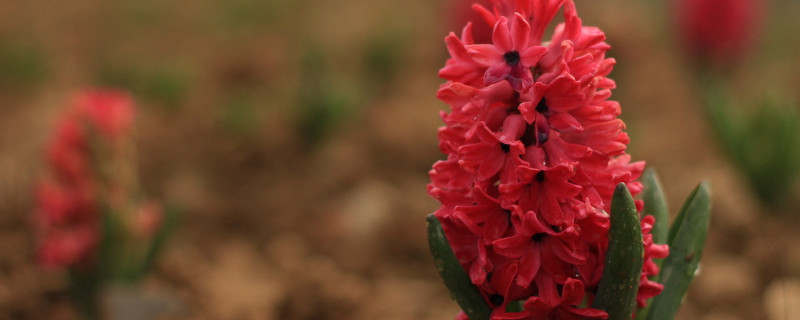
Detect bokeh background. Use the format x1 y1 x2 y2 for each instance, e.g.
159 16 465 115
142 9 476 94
1 0 800 319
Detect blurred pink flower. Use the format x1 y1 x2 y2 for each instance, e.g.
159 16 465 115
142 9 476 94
35 89 135 269
75 89 135 140
675 0 763 65
133 201 164 238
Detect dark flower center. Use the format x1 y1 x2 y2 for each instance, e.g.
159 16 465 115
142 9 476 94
521 123 549 146
535 119 550 145
489 294 504 306
532 233 547 242
536 98 549 114
500 143 511 153
520 124 537 146
535 171 545 182
503 51 521 66
537 131 549 144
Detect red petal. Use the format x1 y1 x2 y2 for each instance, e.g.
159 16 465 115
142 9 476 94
493 235 529 258
510 13 531 50
485 63 513 86
549 112 583 132
515 244 541 287
467 44 503 66
492 16 513 52
562 306 609 319
477 150 505 180
520 46 547 65
559 278 586 305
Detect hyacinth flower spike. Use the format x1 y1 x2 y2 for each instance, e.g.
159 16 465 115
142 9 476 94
427 1 711 319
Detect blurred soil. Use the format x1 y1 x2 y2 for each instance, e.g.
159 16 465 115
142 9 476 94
1 0 800 319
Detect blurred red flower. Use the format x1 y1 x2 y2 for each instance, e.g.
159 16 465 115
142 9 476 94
675 0 763 65
35 89 134 269
448 0 494 44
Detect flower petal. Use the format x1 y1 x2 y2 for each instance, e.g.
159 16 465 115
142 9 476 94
515 244 541 287
520 46 547 65
493 235 529 258
485 63 513 86
467 44 504 67
492 16 513 52
511 13 531 50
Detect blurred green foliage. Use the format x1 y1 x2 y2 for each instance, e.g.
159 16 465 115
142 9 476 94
0 39 48 89
705 84 800 206
212 0 284 33
218 91 261 136
295 42 360 148
293 26 410 149
95 61 193 111
297 85 357 146
361 30 409 94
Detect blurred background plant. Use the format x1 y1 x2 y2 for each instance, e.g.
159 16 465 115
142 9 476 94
703 86 800 207
0 37 49 91
671 0 800 208
34 90 176 319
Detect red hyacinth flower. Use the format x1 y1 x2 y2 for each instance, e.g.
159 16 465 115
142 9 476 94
457 118 526 180
467 14 547 91
429 1 668 319
493 208 585 287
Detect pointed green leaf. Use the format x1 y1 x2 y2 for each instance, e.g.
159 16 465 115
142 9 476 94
427 214 492 320
636 169 671 319
642 168 669 246
593 183 644 320
645 181 711 320
138 204 179 278
665 181 706 246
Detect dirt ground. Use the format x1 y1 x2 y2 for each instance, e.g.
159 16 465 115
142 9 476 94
1 0 800 319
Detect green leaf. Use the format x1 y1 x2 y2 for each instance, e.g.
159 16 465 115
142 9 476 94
137 204 179 278
641 168 669 246
666 183 702 245
427 214 492 320
645 182 711 320
637 169 670 319
592 183 644 320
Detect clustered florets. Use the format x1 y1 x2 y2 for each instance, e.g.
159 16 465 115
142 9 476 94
428 0 668 319
35 90 135 269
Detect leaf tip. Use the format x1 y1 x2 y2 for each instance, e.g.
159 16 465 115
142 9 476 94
426 213 438 224
614 182 630 195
